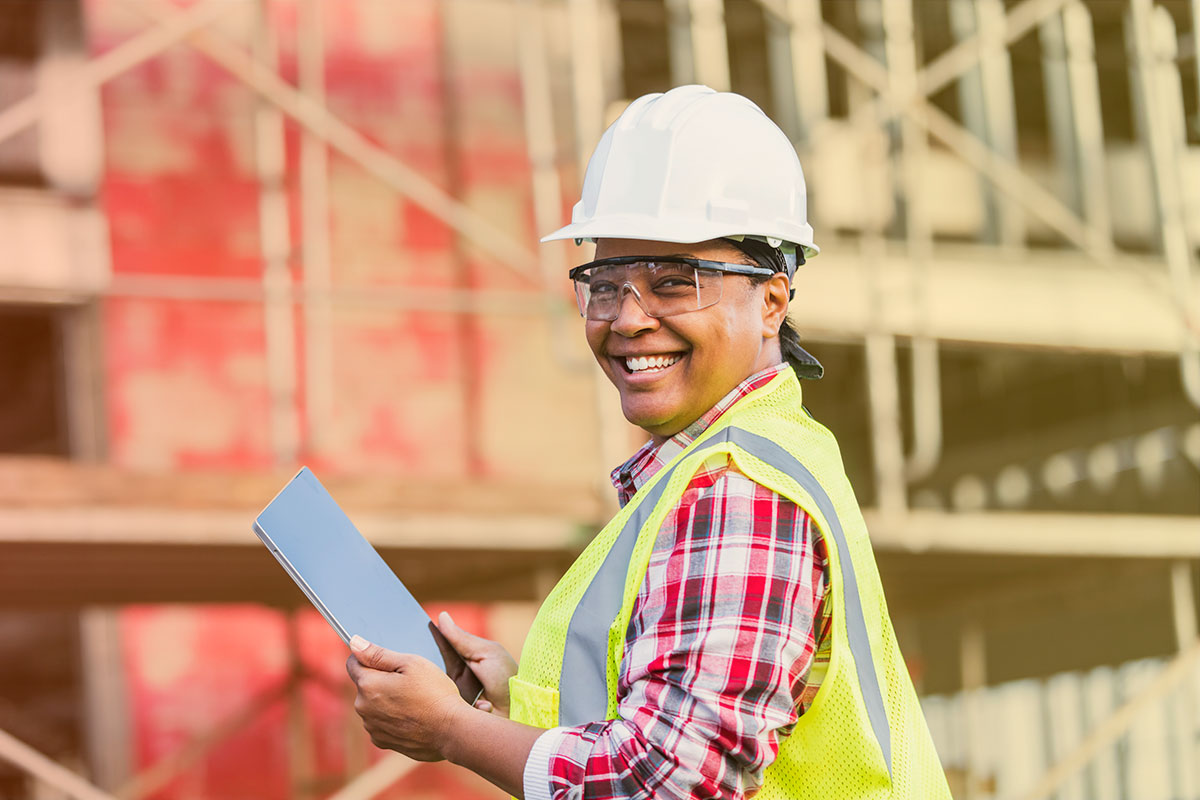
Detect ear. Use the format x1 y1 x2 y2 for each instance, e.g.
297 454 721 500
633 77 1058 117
760 273 791 339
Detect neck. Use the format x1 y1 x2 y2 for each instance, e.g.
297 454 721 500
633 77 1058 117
641 359 788 448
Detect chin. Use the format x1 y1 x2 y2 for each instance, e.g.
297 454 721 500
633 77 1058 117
620 404 678 437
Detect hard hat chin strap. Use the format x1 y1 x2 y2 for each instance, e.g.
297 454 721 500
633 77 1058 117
782 247 800 281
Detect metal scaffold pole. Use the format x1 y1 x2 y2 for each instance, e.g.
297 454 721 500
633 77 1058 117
436 0 487 476
1126 0 1200 411
298 0 335 456
252 0 301 467
122 0 542 285
565 0 634 513
882 0 942 486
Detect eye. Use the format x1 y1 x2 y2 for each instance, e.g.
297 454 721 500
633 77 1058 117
590 279 619 296
650 274 697 295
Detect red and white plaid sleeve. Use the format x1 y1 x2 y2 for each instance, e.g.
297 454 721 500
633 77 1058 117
523 456 825 800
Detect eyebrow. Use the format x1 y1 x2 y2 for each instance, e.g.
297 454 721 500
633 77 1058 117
666 251 755 264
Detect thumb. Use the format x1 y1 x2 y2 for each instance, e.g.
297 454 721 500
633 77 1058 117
349 635 407 672
437 611 489 659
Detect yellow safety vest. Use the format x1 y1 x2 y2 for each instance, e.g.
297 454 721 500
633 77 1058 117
510 368 951 798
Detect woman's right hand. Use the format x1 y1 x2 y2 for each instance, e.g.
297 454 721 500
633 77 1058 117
436 611 518 717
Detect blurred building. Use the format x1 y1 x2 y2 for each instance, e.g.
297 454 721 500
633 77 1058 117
0 0 1198 798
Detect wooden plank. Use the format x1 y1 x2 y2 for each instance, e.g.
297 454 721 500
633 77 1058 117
0 457 602 519
865 509 1200 558
0 542 575 606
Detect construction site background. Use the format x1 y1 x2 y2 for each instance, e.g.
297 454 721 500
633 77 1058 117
0 0 1198 798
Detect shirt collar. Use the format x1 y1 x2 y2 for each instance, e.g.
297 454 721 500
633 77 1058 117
610 361 792 506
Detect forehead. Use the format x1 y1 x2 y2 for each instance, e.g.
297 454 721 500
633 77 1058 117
593 237 750 263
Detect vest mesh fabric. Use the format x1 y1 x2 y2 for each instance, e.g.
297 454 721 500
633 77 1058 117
510 370 951 798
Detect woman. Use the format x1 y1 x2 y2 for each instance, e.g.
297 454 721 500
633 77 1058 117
346 85 952 799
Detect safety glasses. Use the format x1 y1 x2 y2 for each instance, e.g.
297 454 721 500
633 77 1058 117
568 256 775 321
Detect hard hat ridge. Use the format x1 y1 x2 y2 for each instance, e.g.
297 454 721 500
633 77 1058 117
542 85 819 260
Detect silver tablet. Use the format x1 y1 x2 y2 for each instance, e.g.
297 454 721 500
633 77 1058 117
253 467 483 703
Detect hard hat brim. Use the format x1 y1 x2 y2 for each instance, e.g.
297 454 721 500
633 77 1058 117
541 218 820 259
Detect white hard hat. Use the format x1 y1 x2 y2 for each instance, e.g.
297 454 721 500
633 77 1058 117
541 85 819 260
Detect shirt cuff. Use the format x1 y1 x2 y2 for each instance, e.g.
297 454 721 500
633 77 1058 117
522 726 567 800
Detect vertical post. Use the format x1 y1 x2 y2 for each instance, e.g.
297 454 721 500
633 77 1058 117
1039 0 1116 253
254 0 300 466
79 608 131 791
856 61 907 515
852 0 887 112
882 0 942 485
567 0 631 512
40 1 107 464
949 0 1024 247
1193 0 1200 143
1059 1 1112 254
36 0 104 195
664 0 730 91
1172 563 1199 651
298 0 334 456
60 304 106 462
435 0 487 475
665 0 696 86
1040 7 1080 214
285 613 314 800
1127 1 1200 410
569 0 608 169
865 331 908 514
960 619 987 800
687 0 731 91
517 0 563 232
518 0 581 375
1169 562 1198 797
765 0 828 144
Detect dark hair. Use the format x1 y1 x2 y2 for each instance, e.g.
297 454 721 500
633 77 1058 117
726 238 820 379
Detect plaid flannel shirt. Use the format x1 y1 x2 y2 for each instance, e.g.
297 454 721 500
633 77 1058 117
523 362 832 800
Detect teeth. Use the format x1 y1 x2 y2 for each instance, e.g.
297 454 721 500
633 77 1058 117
625 354 682 373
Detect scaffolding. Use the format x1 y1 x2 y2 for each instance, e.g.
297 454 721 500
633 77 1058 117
0 0 1198 797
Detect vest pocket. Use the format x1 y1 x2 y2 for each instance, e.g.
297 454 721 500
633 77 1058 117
508 675 561 730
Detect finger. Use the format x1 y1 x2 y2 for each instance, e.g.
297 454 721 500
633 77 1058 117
474 699 493 713
436 612 488 658
350 635 409 672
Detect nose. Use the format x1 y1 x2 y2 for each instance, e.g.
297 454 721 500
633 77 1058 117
609 283 658 337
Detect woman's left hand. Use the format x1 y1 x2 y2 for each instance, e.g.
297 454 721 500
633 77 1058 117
346 635 466 761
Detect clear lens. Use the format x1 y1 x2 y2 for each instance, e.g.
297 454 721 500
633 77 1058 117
574 262 725 321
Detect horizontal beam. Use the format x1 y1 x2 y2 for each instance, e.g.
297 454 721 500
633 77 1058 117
1 504 1197 559
0 507 583 551
0 457 600 519
0 190 109 293
794 241 1193 354
1 236 1188 354
866 509 1200 558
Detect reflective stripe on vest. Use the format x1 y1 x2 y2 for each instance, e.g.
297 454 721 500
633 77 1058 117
557 426 893 777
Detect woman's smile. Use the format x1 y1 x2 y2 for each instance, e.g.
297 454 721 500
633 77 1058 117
621 353 684 374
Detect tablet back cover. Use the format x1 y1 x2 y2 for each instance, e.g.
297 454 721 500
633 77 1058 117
254 467 444 666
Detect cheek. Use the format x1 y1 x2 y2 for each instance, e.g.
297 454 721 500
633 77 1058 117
584 323 609 359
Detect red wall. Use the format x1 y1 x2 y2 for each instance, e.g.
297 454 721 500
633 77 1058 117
83 1 574 795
